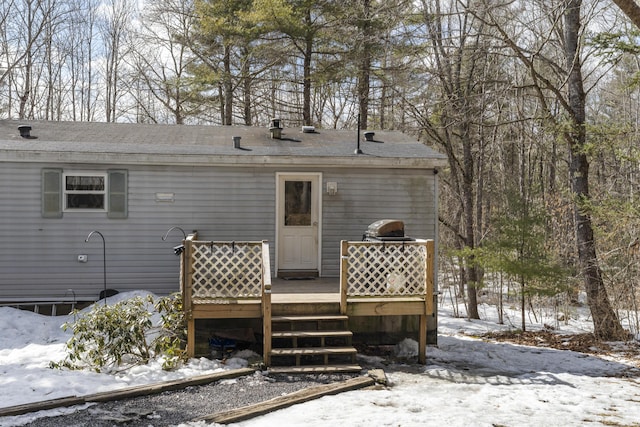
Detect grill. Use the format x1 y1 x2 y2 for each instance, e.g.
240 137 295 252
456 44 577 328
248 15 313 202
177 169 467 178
363 219 415 242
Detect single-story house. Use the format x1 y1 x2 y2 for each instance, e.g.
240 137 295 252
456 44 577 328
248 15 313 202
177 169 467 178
0 119 447 348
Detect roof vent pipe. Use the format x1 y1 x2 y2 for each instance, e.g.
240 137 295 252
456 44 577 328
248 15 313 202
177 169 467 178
270 118 282 139
233 136 241 149
18 125 32 138
302 125 315 133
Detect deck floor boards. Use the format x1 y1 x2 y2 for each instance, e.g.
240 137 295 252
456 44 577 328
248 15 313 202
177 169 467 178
271 277 339 294
271 278 340 304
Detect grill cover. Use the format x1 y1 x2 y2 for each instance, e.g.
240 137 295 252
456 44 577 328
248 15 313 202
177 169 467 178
366 219 405 238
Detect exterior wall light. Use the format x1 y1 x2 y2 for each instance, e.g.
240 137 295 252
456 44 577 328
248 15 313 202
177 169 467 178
327 181 338 196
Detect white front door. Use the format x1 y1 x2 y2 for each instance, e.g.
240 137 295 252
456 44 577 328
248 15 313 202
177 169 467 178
277 173 320 274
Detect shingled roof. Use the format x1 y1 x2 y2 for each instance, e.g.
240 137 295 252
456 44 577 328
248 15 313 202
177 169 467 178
0 120 447 169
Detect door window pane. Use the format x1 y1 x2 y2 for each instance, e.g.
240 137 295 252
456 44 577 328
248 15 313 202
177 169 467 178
285 181 311 226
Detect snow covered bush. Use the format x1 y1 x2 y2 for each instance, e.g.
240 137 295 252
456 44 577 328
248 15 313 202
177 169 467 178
50 293 186 373
151 292 187 370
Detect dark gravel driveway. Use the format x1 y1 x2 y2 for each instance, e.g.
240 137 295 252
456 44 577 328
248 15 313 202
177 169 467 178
20 371 360 427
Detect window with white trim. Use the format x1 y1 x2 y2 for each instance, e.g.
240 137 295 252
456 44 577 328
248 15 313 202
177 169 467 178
42 169 128 218
63 173 107 210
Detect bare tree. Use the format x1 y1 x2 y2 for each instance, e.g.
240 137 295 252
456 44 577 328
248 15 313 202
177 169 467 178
564 0 627 339
404 0 509 319
99 0 134 122
5 0 60 119
64 0 100 121
126 0 200 124
482 0 627 339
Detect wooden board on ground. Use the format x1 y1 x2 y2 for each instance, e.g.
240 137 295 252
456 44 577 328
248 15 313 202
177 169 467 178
0 368 255 417
0 396 85 418
85 368 255 402
195 375 377 424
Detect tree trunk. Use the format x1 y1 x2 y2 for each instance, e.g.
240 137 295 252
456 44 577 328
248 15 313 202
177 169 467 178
18 1 34 120
303 31 312 126
223 44 232 125
462 121 480 319
242 47 252 126
612 0 640 29
358 0 372 131
218 82 225 124
564 0 627 340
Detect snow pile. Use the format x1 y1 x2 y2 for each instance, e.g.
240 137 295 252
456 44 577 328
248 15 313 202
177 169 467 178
1 290 640 427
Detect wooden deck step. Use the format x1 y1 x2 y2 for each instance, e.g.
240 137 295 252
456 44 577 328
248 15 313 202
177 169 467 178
271 315 349 323
272 330 353 338
268 312 357 373
268 365 363 374
270 346 356 356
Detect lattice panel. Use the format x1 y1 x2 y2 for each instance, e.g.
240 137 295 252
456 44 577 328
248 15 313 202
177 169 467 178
190 242 263 299
346 243 427 297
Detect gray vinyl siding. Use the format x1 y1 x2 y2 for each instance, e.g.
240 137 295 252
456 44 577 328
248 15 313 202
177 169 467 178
0 163 276 302
319 168 437 277
0 162 436 302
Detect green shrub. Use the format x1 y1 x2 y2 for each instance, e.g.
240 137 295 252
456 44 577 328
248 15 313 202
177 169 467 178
151 292 187 370
50 293 187 373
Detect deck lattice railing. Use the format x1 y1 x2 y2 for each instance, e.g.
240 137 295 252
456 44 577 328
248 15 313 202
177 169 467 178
340 239 435 364
340 239 435 313
344 242 428 297
190 241 265 300
341 240 433 296
182 235 272 359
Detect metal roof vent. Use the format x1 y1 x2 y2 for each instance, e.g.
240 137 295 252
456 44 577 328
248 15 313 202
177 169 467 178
364 131 375 141
302 125 315 133
18 125 32 138
233 136 241 149
270 118 282 139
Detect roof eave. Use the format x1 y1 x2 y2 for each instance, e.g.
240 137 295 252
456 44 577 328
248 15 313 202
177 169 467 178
1 150 448 169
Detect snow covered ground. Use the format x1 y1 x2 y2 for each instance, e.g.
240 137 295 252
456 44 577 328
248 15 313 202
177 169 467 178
1 289 640 427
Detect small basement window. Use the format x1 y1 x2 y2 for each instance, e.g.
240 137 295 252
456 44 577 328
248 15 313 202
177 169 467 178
64 173 107 210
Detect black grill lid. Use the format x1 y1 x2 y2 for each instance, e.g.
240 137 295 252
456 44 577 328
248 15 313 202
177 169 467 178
366 219 405 238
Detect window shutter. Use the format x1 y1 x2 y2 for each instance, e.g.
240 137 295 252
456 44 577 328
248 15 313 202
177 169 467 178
42 168 62 218
107 169 128 219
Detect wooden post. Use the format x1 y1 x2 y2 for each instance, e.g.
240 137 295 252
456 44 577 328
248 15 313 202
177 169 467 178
425 240 435 316
419 314 427 364
261 241 272 366
187 318 196 358
339 240 349 315
262 292 272 366
420 239 435 364
184 234 196 358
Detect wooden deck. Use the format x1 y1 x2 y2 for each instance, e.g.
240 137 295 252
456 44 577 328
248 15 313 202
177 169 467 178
182 236 435 371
